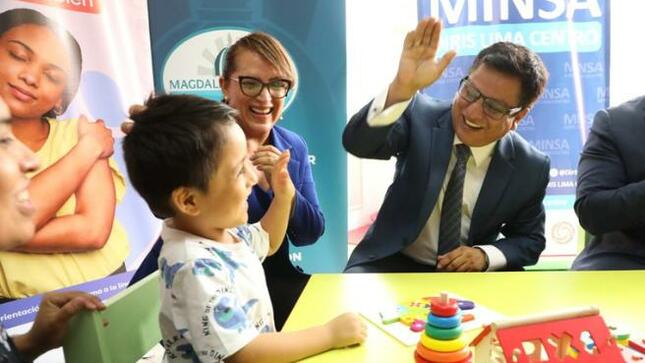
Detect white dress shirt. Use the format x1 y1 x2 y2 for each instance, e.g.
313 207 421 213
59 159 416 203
365 89 507 271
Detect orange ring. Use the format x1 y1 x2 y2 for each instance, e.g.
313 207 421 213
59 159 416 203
415 344 472 363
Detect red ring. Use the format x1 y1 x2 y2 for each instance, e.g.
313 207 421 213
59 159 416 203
414 351 433 363
415 350 473 363
430 297 459 317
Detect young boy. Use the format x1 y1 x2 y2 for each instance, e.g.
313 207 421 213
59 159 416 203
123 94 366 363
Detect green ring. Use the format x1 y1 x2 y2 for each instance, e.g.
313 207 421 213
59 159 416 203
425 324 463 340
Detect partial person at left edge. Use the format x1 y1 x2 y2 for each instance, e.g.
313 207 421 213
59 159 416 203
0 8 129 301
0 96 106 362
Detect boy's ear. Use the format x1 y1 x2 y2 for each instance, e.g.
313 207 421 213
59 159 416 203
170 187 201 216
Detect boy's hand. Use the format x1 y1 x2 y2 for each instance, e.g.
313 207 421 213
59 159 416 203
251 145 282 185
270 150 295 201
325 312 368 348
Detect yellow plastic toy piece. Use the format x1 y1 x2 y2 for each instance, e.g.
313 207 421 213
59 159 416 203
420 334 467 352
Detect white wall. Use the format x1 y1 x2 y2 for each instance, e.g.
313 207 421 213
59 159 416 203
346 0 417 230
609 1 645 105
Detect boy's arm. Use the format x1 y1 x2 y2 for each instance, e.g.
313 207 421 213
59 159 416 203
260 151 295 255
227 313 366 363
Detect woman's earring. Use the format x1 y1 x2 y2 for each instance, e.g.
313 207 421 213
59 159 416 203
53 106 63 116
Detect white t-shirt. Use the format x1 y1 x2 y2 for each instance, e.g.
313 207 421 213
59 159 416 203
158 221 275 363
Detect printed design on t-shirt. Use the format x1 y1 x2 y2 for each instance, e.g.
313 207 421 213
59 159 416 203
234 225 254 247
212 293 258 332
177 328 188 338
176 343 200 363
192 258 222 277
205 247 245 283
160 257 184 289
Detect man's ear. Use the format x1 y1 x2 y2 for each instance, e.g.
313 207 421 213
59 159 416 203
170 187 200 216
510 107 530 130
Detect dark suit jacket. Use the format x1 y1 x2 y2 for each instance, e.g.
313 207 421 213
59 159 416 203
129 125 324 285
344 95 549 270
572 96 645 270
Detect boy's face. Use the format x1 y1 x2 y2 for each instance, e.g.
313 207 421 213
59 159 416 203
195 123 258 232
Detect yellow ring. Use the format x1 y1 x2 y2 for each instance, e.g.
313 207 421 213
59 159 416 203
420 334 467 352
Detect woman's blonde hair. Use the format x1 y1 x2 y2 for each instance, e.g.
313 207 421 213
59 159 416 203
223 32 296 86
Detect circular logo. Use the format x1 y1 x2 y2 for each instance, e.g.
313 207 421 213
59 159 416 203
551 221 575 244
162 28 298 110
549 168 559 178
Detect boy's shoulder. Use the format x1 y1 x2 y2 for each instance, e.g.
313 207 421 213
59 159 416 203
158 223 263 261
158 223 215 263
231 223 264 243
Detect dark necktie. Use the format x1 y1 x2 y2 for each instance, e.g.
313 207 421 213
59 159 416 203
438 144 471 255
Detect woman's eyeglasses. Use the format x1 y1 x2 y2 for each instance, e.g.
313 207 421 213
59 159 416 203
231 76 292 99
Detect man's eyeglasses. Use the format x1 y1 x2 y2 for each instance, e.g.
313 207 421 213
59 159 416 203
231 76 292 99
458 77 523 120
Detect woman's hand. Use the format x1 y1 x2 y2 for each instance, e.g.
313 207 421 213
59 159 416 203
12 291 105 361
120 104 145 135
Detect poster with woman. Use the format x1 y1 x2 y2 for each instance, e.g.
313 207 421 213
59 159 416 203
0 0 156 332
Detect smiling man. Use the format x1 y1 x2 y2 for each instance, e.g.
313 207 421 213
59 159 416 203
344 17 550 273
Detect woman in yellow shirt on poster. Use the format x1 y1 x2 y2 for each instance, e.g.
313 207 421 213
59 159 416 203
0 8 128 299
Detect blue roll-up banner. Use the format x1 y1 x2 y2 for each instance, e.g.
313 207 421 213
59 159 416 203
147 0 348 272
417 0 609 267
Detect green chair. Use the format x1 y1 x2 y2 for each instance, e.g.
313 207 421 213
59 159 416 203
63 271 161 363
